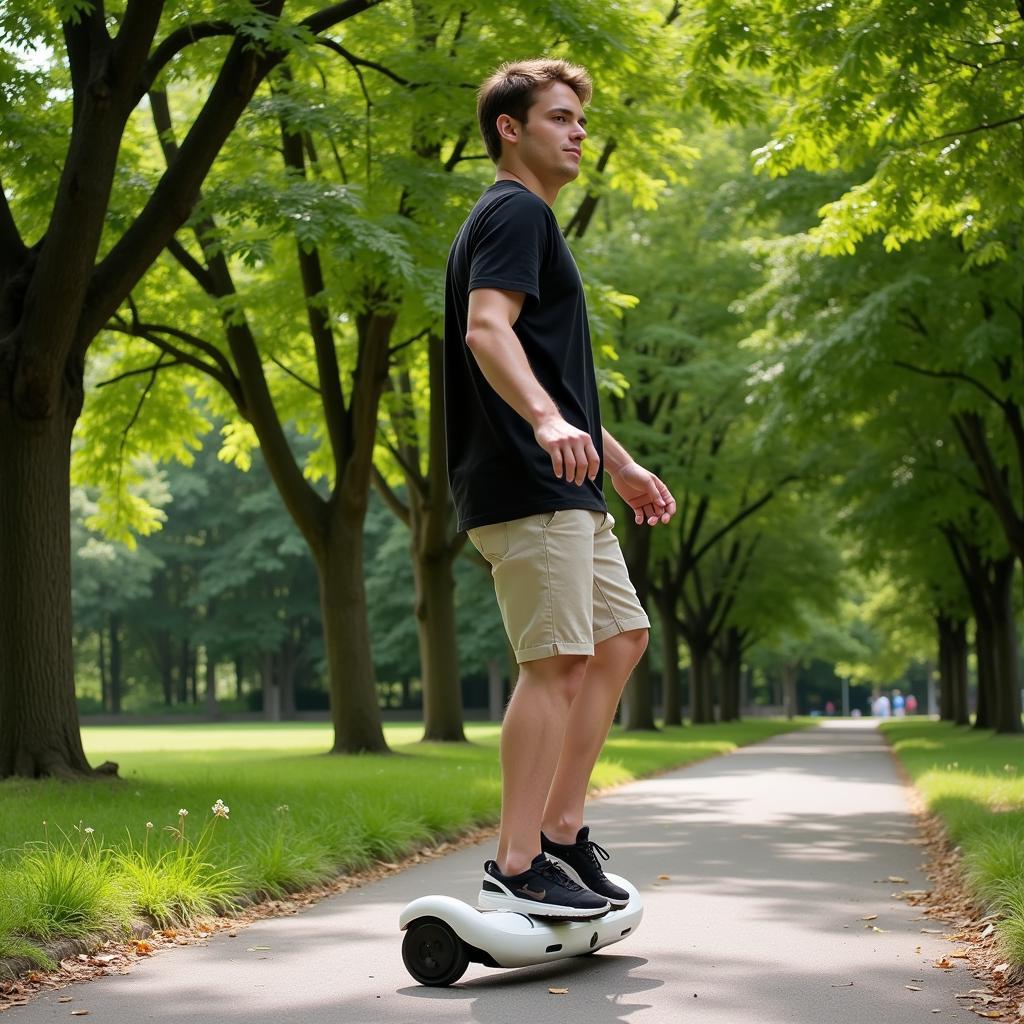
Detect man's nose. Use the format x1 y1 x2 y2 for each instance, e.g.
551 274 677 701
571 122 587 140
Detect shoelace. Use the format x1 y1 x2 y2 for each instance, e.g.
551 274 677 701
535 857 585 892
577 837 611 875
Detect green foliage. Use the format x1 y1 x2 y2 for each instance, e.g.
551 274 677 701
688 0 1024 257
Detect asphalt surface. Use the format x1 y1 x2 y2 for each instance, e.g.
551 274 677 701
10 719 978 1023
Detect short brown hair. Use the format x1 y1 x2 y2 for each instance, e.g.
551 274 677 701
476 58 593 163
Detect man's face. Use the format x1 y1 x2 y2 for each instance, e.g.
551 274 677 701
514 80 588 185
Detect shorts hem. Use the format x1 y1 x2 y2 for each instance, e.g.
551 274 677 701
514 640 595 664
593 615 651 645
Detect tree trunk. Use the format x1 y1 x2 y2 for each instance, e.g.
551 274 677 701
262 651 279 722
717 627 742 722
108 612 122 715
98 626 108 713
204 648 219 720
990 557 1021 733
781 661 798 720
654 588 682 726
487 658 505 721
318 514 388 753
687 640 715 724
950 617 969 727
234 655 244 700
620 517 655 730
414 549 465 741
280 635 297 720
937 615 953 721
0 402 99 778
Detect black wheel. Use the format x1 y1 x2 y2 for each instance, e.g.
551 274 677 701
402 916 470 986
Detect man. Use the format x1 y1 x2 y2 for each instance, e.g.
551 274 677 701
444 58 675 920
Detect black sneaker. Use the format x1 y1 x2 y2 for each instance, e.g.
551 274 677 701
478 853 610 919
541 826 630 909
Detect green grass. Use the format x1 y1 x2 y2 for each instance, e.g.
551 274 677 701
882 719 1024 967
0 718 810 967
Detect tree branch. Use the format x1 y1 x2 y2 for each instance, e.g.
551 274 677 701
166 235 217 294
79 0 383 352
893 359 1004 409
136 21 235 103
0 172 27 277
371 465 410 526
315 36 409 85
97 358 183 387
269 355 321 394
277 82 349 466
922 112 1024 146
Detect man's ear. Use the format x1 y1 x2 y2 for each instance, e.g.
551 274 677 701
496 114 519 146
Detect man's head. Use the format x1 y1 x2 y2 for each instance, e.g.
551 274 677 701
477 58 592 186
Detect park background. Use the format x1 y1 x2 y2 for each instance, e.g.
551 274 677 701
2 0 1024 987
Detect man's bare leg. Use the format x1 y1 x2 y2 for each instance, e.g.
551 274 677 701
540 628 648 844
496 652 589 876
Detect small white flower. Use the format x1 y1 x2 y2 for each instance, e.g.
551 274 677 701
212 799 230 819
178 808 189 817
84 827 94 835
146 822 154 829
276 804 289 814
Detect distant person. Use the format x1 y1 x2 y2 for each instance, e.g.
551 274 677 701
873 694 891 718
825 700 835 716
850 708 862 718
906 693 918 715
892 689 905 718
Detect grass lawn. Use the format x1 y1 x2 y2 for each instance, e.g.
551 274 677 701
882 719 1024 967
0 717 811 966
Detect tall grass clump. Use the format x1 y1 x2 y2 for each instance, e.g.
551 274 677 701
240 806 334 899
114 802 242 928
883 721 1024 968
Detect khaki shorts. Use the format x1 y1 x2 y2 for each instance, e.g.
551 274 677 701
467 509 651 664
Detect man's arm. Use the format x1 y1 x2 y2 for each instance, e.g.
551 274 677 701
602 426 677 527
466 287 600 486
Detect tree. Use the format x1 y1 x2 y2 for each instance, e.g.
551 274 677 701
0 1 383 778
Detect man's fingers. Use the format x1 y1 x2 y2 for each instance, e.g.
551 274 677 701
551 448 564 479
585 439 600 481
562 446 577 484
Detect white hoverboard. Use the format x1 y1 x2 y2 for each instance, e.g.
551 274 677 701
399 873 643 986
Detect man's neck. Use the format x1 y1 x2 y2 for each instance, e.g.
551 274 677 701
494 166 561 208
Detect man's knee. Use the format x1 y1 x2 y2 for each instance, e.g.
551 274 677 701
519 653 589 703
605 627 648 666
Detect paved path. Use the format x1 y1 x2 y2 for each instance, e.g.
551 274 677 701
12 720 977 1023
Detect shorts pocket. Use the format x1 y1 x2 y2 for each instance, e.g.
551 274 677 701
467 522 509 560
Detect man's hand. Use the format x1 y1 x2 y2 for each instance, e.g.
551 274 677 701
534 415 601 485
610 461 676 526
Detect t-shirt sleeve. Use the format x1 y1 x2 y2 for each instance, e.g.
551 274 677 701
468 192 550 302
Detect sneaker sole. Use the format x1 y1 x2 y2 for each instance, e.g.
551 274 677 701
544 854 630 909
477 891 610 919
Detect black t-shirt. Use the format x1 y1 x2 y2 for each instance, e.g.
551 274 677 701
444 180 606 532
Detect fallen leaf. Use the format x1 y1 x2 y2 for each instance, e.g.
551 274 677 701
657 874 670 881
934 958 955 969
950 950 969 958
888 876 908 883
921 928 947 934
992 963 1009 975
972 1012 1003 1019
549 987 568 995
161 929 177 939
133 940 153 955
246 946 271 952
981 924 995 938
865 925 887 933
931 1010 941 1014
58 998 73 1004
906 985 923 991
70 1013 90 1017
861 914 878 921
